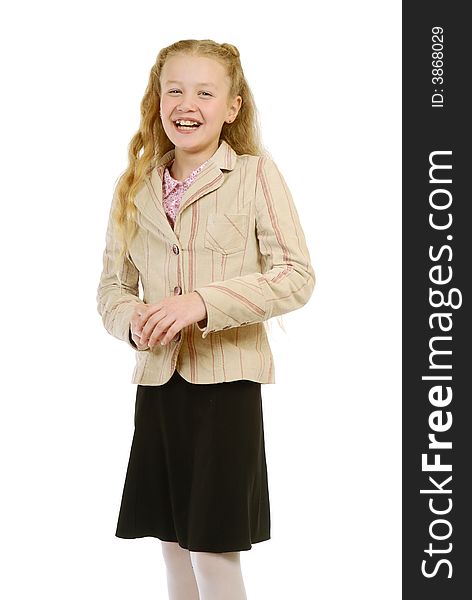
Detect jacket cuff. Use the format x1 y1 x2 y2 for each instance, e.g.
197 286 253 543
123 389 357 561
100 299 145 349
194 291 211 337
193 282 263 339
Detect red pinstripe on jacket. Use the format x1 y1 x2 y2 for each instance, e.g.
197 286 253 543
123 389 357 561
96 139 315 385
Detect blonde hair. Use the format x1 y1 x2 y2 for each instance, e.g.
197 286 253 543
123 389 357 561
110 38 285 335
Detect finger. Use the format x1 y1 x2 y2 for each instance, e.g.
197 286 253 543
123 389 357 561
148 317 176 348
131 335 148 351
131 327 148 346
136 305 164 333
157 321 181 347
130 323 145 344
140 310 168 343
134 311 150 334
143 314 172 347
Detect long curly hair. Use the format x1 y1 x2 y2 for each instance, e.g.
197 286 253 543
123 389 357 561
112 38 269 258
111 38 285 335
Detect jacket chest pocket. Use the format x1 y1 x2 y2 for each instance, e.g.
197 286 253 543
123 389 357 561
204 213 249 254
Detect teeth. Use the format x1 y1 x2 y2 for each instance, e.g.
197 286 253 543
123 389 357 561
175 120 200 126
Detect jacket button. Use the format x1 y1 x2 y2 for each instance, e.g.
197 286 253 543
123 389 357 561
174 285 182 295
172 244 180 255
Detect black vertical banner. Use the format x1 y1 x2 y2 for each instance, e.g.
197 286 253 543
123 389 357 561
403 2 471 597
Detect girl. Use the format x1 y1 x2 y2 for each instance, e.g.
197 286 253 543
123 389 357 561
96 39 315 600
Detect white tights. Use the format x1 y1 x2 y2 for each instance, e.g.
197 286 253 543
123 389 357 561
161 541 248 600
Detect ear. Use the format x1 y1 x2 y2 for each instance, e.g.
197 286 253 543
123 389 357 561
227 95 243 123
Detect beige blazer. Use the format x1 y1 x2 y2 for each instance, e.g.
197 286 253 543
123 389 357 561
96 139 315 385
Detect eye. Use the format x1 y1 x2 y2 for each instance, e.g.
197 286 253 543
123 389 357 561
200 91 212 96
168 89 180 94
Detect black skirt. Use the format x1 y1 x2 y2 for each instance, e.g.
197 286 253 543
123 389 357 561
115 368 271 553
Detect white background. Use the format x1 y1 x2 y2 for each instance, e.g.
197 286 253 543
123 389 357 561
1 1 401 598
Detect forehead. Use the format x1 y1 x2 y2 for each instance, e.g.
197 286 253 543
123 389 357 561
161 54 228 87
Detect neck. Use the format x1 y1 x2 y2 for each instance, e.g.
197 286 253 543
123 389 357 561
170 140 219 181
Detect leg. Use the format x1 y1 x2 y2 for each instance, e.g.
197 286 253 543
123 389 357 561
161 541 200 600
190 551 247 600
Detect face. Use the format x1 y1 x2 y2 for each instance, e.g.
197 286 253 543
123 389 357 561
160 54 242 154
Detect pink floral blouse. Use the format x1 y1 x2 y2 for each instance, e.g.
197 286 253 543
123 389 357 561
162 158 210 228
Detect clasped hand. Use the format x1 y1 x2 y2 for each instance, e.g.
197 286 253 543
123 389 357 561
129 291 207 350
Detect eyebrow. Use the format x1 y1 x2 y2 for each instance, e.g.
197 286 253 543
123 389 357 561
164 80 217 88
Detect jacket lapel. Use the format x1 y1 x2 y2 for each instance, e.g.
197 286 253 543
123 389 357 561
134 139 237 240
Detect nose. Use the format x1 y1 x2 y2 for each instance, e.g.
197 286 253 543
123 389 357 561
176 94 197 112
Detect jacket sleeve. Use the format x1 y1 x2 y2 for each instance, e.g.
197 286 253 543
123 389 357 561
194 156 316 339
96 190 147 349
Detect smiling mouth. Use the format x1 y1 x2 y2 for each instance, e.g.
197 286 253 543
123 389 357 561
173 119 202 131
